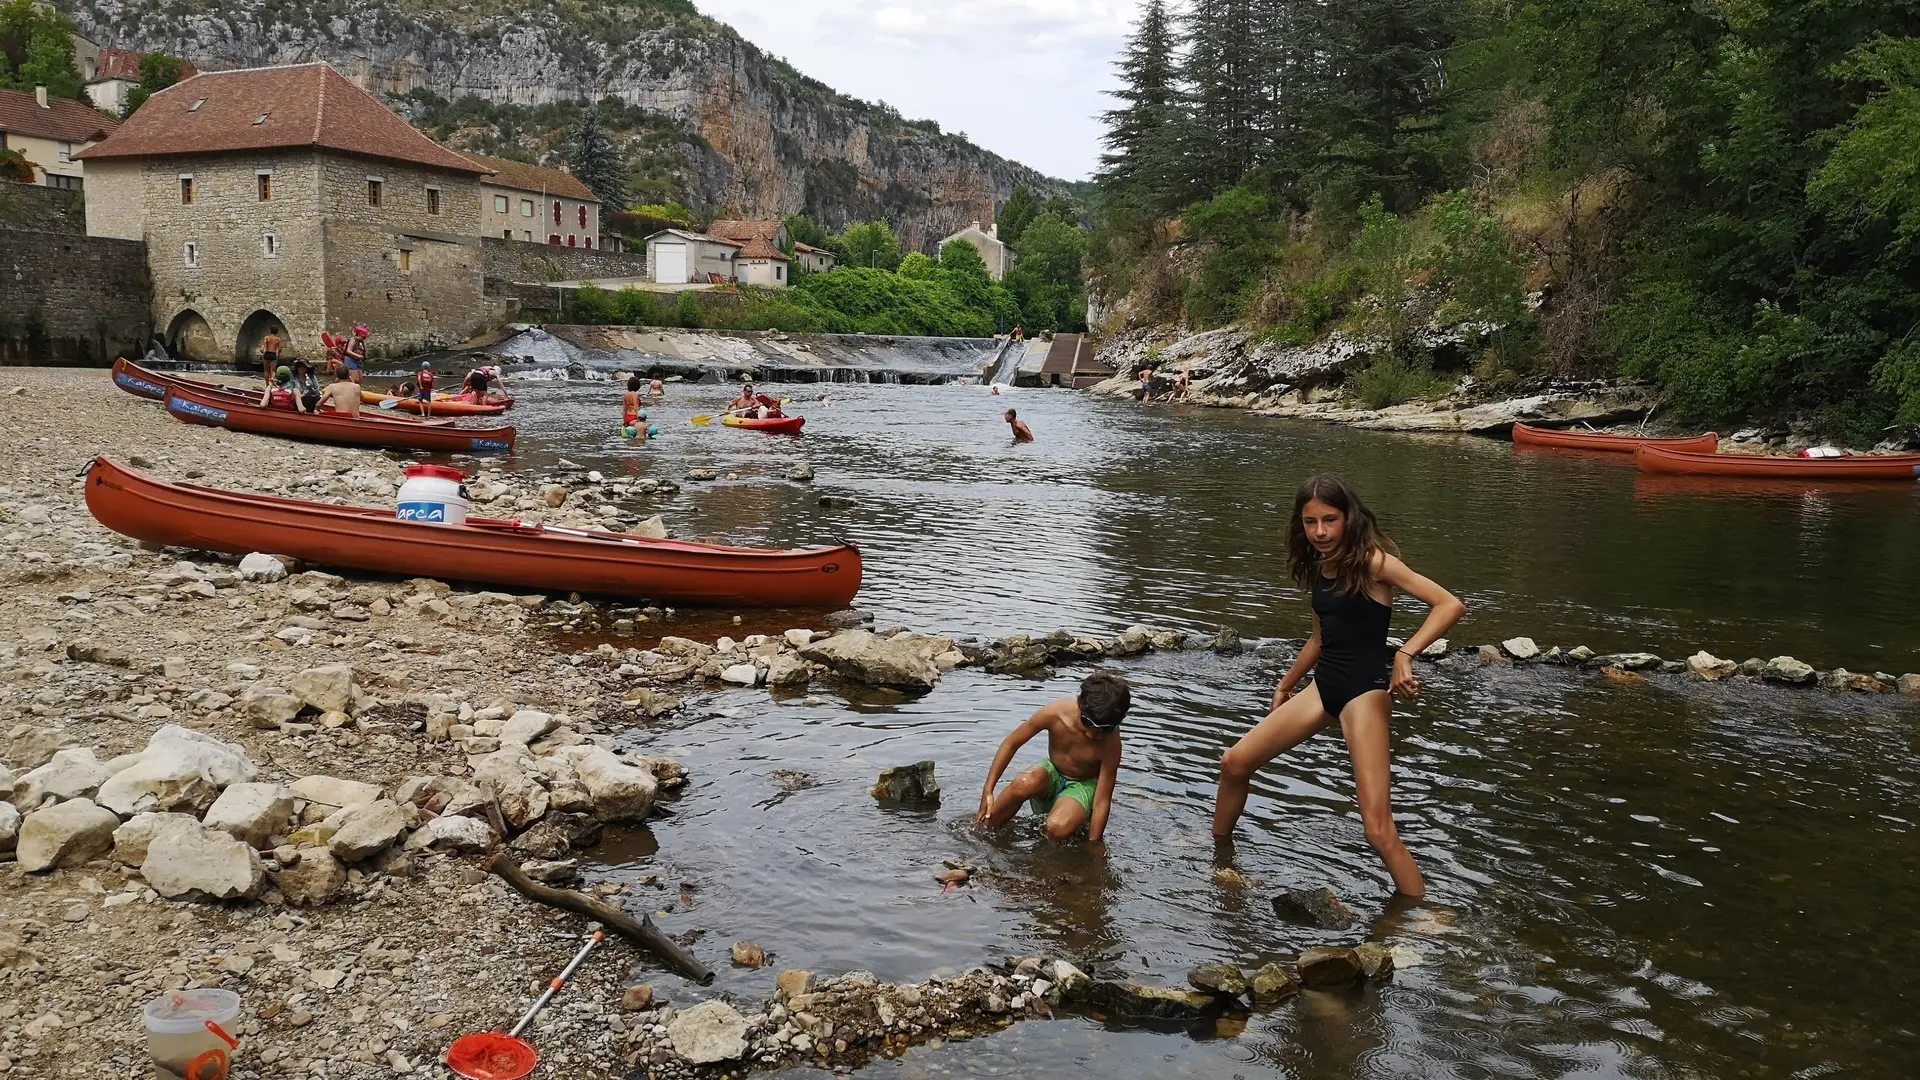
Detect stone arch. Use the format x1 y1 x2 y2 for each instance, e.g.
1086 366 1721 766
166 309 217 363
234 309 289 367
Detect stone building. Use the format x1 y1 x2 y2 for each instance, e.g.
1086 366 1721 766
0 86 119 190
467 152 600 248
937 221 1010 280
76 62 492 362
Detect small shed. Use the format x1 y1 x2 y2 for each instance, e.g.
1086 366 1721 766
645 229 742 285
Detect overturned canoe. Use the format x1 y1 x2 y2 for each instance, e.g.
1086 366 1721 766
164 384 514 453
360 389 511 416
1513 423 1718 454
1635 444 1920 480
82 457 861 607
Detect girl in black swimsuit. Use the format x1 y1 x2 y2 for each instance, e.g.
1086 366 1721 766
1212 474 1466 898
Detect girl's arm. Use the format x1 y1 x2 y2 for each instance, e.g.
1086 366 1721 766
1274 614 1322 708
1088 735 1123 843
1377 552 1467 698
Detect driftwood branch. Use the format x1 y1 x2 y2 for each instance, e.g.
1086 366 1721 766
484 852 715 985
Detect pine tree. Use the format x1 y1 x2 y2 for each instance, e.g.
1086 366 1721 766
1097 0 1178 203
566 104 628 210
1171 0 1267 203
998 184 1040 247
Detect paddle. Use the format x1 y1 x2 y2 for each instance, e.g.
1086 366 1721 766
465 518 648 546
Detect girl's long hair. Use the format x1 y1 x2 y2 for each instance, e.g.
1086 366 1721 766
1287 473 1397 595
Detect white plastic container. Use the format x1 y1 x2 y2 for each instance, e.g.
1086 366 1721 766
143 988 241 1079
396 464 469 525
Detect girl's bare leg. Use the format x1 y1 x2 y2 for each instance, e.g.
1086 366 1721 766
1212 684 1335 838
1340 690 1425 898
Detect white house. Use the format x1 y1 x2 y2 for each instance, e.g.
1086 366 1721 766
645 228 741 285
733 235 791 288
0 85 118 190
937 221 1010 280
792 241 837 273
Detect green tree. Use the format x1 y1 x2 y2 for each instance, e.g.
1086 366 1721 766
837 221 902 271
1005 213 1090 332
124 53 186 116
565 103 628 210
1098 0 1180 206
784 214 829 249
0 147 34 182
939 238 988 279
998 184 1040 248
0 0 82 99
897 252 937 279
674 291 702 329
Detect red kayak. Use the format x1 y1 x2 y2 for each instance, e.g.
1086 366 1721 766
1513 422 1718 454
83 457 861 607
722 414 805 435
1635 444 1920 480
164 383 514 453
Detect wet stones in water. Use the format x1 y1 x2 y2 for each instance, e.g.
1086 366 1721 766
786 462 815 482
1085 980 1220 1019
1822 668 1891 693
1605 652 1663 671
1763 656 1816 685
1109 625 1153 658
770 769 817 793
1599 666 1646 686
1477 645 1508 666
1354 941 1395 979
1500 637 1540 661
1687 651 1737 680
1187 963 1249 998
823 608 874 630
1271 886 1356 930
1248 962 1300 1004
684 468 718 482
1210 625 1244 655
1567 645 1594 662
1899 673 1920 695
1296 946 1363 986
986 638 1053 677
731 940 767 968
872 761 940 806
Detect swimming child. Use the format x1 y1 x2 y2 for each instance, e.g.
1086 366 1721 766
649 378 665 398
976 672 1130 843
1211 474 1466 899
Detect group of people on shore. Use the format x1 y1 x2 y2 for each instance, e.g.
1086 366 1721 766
251 325 509 418
977 474 1465 899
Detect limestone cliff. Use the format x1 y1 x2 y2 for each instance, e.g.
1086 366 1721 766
57 0 1063 250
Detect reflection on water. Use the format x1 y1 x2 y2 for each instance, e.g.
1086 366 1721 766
492 382 1920 1079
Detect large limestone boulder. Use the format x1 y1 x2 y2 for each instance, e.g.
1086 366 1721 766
238 552 290 582
240 684 303 729
1687 651 1737 680
274 849 347 906
95 726 257 817
290 665 355 714
112 812 202 866
564 747 657 823
142 823 266 900
0 802 17 854
6 724 77 770
327 800 411 861
290 775 383 812
17 798 121 871
666 1000 748 1064
799 631 941 694
498 709 558 746
11 748 112 811
402 814 492 853
201 782 294 846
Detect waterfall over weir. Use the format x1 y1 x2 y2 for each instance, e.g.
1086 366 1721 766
477 325 1000 385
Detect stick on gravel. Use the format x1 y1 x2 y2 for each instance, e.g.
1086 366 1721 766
483 853 715 985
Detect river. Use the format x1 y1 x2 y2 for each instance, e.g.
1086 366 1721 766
499 378 1918 1079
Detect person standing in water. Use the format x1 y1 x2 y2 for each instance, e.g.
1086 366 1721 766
1212 474 1465 899
1005 408 1033 443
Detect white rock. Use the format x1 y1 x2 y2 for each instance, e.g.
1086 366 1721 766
6 725 77 769
162 657 191 680
240 684 303 728
1763 656 1816 685
402 814 492 853
238 553 290 583
95 726 257 817
629 516 667 540
112 812 201 865
666 1000 749 1064
783 629 815 648
0 801 19 854
720 664 760 687
1500 637 1541 661
328 800 411 861
11 748 111 810
202 783 295 846
1687 651 1737 681
289 665 355 714
142 823 266 900
565 747 657 823
498 709 557 746
17 798 121 871
289 775 383 811
765 655 809 688
799 631 941 694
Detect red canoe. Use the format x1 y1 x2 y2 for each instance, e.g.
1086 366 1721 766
1513 422 1718 454
1635 444 1920 480
165 383 515 454
83 457 861 607
722 414 806 435
113 356 257 403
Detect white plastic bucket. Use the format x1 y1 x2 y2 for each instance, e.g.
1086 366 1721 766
397 464 469 525
143 988 241 1079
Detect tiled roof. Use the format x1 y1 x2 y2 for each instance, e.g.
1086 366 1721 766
91 48 199 85
0 87 119 144
646 228 741 247
466 152 598 203
75 63 487 174
792 241 834 257
708 219 782 243
736 236 787 260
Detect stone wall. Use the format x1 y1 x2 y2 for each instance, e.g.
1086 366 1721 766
481 236 649 285
0 184 85 234
319 156 488 355
0 228 151 365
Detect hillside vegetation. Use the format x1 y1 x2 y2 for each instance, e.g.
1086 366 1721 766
1095 0 1920 438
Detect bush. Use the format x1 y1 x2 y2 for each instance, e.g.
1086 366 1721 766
675 291 702 329
1350 351 1444 409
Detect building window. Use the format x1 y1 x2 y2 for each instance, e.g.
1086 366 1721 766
179 177 195 204
503 228 513 240
494 195 508 213
46 174 82 191
257 173 272 201
548 234 560 245
397 249 412 272
520 199 533 217
183 242 198 268
577 206 587 228
552 200 561 224
263 233 279 258
521 230 531 241
776 263 783 281
426 187 441 215
584 237 592 249
367 179 382 207
58 142 71 163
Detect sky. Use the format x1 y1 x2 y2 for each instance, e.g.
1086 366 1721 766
693 0 1143 181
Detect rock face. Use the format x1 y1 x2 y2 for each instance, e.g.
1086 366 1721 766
800 631 940 693
142 824 267 900
1271 886 1356 930
17 798 120 871
666 1000 749 1065
871 761 940 806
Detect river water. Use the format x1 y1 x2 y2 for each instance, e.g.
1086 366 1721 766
495 379 1919 1079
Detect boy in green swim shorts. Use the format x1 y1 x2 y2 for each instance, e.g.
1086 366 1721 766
976 672 1130 843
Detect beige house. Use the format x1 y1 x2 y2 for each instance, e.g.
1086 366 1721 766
77 62 492 362
792 241 837 274
937 221 1010 280
733 235 790 288
0 86 119 190
467 152 600 248
645 228 740 285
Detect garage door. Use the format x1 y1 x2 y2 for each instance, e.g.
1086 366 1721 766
654 243 688 284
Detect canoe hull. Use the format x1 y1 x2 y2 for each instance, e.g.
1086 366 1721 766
361 390 510 416
164 384 515 454
83 457 861 607
1513 423 1718 454
722 414 805 434
113 357 256 403
1635 445 1920 480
